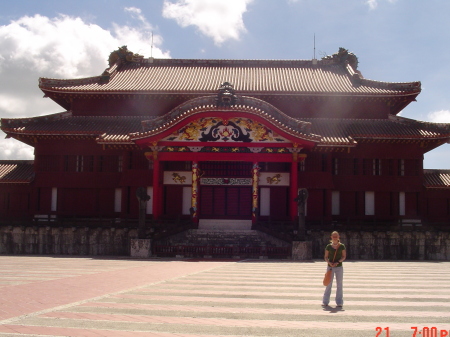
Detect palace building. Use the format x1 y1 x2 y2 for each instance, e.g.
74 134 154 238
1 47 450 257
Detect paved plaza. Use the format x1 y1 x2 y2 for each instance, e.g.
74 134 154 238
0 256 449 337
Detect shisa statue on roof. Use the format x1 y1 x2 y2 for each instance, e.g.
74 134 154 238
108 45 143 67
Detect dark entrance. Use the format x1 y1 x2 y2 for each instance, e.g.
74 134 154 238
199 161 253 219
200 186 252 219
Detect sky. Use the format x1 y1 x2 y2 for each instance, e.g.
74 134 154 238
0 0 450 169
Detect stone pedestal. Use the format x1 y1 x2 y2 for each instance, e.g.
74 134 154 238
292 241 312 260
130 239 151 258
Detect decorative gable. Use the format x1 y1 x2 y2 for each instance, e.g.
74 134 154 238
162 117 290 143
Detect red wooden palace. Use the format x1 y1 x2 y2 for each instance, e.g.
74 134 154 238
1 47 450 235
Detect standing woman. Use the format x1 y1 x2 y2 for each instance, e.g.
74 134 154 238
322 231 346 307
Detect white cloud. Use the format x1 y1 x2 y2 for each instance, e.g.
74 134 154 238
2 15 111 78
0 8 170 160
162 0 253 45
428 110 450 123
0 94 27 114
0 134 34 160
125 7 152 31
367 0 378 10
366 0 397 10
0 12 169 80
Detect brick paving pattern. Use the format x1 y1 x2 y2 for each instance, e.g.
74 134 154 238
0 256 449 337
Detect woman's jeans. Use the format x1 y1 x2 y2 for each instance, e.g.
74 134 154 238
322 266 343 306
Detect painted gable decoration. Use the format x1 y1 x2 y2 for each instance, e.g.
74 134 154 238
137 95 317 143
163 117 289 143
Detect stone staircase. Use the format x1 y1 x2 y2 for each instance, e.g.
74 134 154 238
198 219 252 230
153 227 292 259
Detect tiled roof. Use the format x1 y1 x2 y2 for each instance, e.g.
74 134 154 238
299 116 450 146
424 169 450 188
0 161 34 183
39 58 421 97
3 113 449 146
1 112 148 144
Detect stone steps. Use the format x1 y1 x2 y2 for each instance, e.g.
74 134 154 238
153 223 292 258
157 229 290 248
198 219 252 230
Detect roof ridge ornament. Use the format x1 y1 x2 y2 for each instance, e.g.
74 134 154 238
108 46 143 67
322 47 358 70
216 82 237 107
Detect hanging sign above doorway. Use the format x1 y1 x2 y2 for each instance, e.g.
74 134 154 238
200 177 252 185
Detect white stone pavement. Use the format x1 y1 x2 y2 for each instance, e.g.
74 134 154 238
0 256 449 337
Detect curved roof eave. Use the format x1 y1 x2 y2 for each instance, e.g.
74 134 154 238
39 88 421 99
129 95 321 145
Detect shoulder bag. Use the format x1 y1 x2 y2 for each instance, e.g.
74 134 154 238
323 246 339 286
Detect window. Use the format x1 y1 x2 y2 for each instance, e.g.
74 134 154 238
64 155 76 172
128 151 150 169
321 154 328 172
363 159 370 175
390 192 394 215
353 158 359 175
332 158 338 175
259 162 290 172
99 155 122 172
298 160 305 172
399 192 405 216
51 187 57 211
114 188 122 213
83 156 94 172
331 191 340 215
404 159 421 176
146 187 153 214
184 161 192 171
388 159 394 176
373 159 381 176
362 159 382 175
305 154 319 171
38 155 60 172
164 161 192 171
365 191 375 215
398 159 405 176
118 156 123 172
64 155 94 172
333 158 359 176
182 186 191 215
260 187 270 216
303 153 327 172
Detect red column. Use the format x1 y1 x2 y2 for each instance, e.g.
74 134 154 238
191 161 200 224
152 159 162 220
290 161 299 221
251 162 260 224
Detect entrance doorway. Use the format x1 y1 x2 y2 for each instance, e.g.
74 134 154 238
199 186 252 219
198 161 253 220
